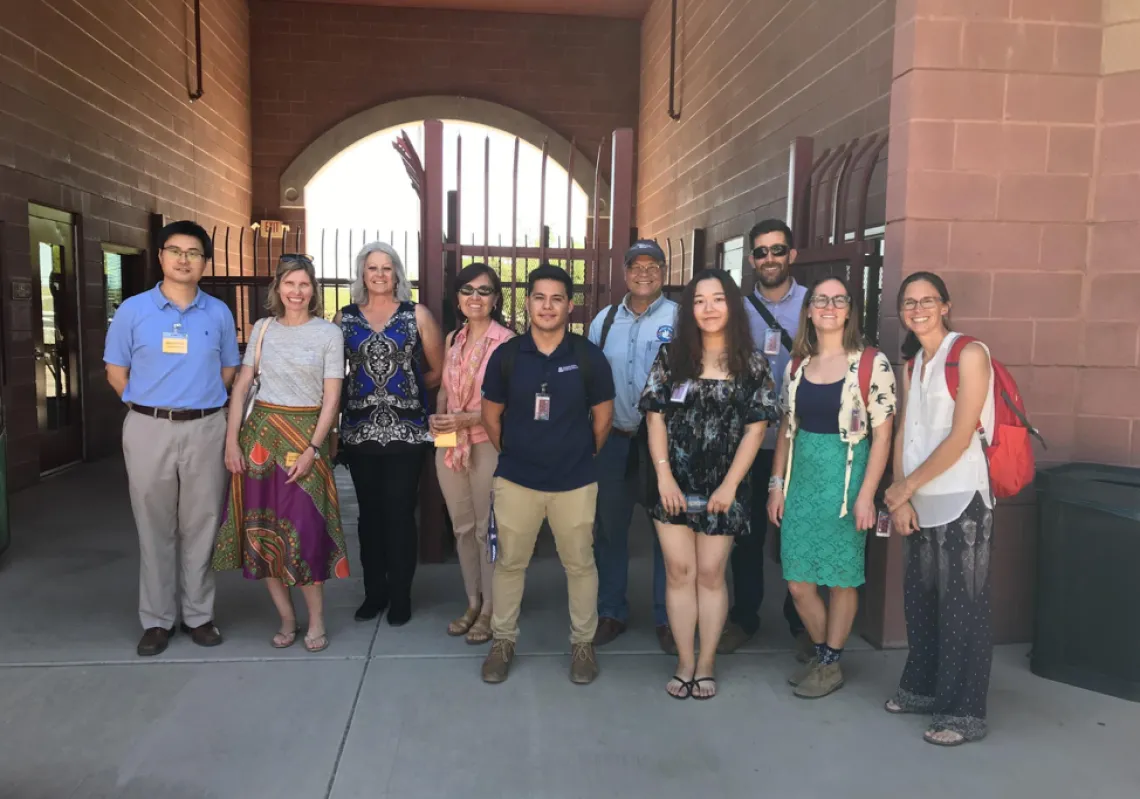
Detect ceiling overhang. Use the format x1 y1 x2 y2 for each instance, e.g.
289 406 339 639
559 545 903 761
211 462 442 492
269 0 650 19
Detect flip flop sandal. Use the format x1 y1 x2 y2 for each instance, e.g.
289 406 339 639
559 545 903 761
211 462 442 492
272 626 301 649
691 677 717 700
304 633 329 653
448 608 480 636
666 676 693 700
884 699 909 715
923 728 967 747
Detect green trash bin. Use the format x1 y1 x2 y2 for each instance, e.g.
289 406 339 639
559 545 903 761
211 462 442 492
1032 464 1140 702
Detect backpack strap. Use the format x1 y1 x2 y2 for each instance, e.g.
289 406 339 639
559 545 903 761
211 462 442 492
597 303 621 352
789 356 804 380
857 347 878 407
943 334 977 402
570 333 594 395
746 294 795 353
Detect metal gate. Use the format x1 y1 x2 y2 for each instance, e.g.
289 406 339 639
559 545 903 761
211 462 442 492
194 120 636 563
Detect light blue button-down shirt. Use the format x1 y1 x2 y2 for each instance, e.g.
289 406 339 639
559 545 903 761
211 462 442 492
104 283 241 409
744 279 808 448
588 293 678 433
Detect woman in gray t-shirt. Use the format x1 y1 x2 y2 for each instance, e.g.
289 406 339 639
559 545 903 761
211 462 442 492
214 255 348 653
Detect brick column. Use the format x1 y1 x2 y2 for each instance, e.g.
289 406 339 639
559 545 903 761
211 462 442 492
870 0 1111 647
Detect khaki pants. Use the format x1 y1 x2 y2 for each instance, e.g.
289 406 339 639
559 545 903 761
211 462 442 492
490 478 599 644
435 442 498 610
122 410 228 630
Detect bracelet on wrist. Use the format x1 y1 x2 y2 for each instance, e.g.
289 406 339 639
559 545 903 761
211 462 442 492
768 476 785 491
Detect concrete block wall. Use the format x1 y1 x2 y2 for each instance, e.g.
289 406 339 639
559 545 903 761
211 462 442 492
249 0 642 221
0 0 252 487
635 0 897 275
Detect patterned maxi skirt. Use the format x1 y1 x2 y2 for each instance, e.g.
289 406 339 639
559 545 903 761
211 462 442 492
213 402 350 584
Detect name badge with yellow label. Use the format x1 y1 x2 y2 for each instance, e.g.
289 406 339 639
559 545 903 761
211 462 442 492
285 452 299 468
162 323 188 355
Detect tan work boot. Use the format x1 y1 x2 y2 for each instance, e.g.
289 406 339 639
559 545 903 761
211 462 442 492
569 642 599 684
481 639 515 683
717 621 754 654
787 656 819 687
794 661 844 698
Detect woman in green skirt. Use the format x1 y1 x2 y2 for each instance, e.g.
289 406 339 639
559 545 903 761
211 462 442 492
767 275 896 698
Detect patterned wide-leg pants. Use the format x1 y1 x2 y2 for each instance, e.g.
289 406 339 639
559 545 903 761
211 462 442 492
893 492 994 741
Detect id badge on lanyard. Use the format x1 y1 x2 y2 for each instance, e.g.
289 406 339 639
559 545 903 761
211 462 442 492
534 383 551 421
162 322 188 355
762 328 781 356
670 380 691 404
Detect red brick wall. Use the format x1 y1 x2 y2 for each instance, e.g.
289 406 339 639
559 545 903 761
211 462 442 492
0 0 252 488
636 0 897 269
249 0 642 220
886 0 1138 468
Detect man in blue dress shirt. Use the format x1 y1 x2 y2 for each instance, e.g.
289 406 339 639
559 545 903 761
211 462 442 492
588 240 676 653
104 221 241 657
720 219 810 659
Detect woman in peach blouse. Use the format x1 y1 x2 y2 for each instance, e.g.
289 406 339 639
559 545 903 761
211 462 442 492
431 263 514 644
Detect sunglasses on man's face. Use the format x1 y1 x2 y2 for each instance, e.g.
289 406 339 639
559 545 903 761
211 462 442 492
458 284 496 297
752 244 790 259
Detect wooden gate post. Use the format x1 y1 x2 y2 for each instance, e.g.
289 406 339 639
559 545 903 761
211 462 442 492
419 119 447 564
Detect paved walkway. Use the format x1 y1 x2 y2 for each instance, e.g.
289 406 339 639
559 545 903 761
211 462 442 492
1 461 1138 799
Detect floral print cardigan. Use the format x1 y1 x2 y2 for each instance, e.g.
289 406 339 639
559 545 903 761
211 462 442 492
778 349 898 518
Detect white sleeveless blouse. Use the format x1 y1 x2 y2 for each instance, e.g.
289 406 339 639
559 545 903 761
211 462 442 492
902 332 995 527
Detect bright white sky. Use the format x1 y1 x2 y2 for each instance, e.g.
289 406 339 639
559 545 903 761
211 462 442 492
305 121 588 281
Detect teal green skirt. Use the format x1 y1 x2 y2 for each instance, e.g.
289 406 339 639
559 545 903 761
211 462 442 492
780 430 869 588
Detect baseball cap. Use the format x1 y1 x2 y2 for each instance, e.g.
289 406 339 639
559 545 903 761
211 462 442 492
624 239 666 265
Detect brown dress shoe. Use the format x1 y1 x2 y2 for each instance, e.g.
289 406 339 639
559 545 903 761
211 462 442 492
656 625 677 655
716 621 754 654
569 642 598 684
592 617 627 647
482 639 516 683
137 626 174 657
180 621 223 647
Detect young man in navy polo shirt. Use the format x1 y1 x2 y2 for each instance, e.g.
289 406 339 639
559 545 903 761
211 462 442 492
479 264 615 684
105 220 241 657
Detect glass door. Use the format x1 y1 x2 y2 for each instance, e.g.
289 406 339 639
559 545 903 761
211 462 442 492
28 205 83 473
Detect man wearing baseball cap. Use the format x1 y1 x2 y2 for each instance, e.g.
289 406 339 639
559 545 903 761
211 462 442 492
587 239 677 653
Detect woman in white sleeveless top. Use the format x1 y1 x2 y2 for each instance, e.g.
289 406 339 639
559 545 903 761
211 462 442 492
883 272 996 747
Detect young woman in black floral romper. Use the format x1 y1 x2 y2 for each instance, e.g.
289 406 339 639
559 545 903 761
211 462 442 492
640 269 780 700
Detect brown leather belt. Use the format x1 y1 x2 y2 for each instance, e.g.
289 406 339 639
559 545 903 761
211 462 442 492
129 404 223 422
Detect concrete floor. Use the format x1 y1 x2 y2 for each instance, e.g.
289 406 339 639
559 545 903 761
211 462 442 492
1 462 1138 799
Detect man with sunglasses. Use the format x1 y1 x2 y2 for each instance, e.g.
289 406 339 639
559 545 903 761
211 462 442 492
105 220 241 657
587 240 676 654
720 219 810 658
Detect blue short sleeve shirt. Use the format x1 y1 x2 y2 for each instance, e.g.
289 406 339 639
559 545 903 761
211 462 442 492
103 283 241 409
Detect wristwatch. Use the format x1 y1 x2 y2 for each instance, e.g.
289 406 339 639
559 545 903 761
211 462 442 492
308 443 321 458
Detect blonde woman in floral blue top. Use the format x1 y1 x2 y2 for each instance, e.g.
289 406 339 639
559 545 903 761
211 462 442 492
768 276 896 699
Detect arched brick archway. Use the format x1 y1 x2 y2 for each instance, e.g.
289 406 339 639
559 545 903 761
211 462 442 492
278 96 610 211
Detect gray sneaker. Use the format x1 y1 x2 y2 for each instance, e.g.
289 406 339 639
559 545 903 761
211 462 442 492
569 642 598 684
482 639 515 684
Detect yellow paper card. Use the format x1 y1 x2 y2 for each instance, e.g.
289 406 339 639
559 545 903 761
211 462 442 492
285 452 299 468
433 432 457 448
162 334 188 354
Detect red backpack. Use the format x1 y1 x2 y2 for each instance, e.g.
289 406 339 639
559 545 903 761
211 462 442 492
907 335 1045 498
791 347 880 408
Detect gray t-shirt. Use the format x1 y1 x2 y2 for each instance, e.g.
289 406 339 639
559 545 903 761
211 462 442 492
244 317 343 407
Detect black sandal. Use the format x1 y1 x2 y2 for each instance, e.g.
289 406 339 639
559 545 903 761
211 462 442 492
691 677 717 700
666 675 693 700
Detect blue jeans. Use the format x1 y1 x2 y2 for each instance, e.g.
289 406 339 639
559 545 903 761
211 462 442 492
593 434 668 627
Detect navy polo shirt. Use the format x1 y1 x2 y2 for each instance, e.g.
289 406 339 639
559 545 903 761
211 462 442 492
482 331 615 492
